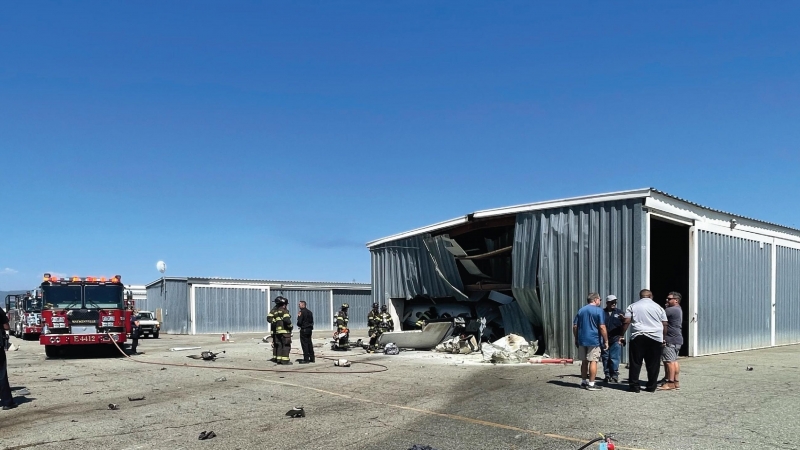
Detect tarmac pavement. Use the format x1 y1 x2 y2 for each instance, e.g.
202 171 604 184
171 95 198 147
2 332 799 450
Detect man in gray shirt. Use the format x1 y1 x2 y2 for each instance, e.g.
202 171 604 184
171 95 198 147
658 292 683 391
621 289 668 393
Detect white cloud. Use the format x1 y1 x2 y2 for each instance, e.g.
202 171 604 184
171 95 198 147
1 268 18 275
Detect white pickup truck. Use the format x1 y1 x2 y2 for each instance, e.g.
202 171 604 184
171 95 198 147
137 311 160 338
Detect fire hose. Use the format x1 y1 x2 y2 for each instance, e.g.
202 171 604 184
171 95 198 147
105 332 389 374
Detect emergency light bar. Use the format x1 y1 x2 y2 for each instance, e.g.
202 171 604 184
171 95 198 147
42 274 122 284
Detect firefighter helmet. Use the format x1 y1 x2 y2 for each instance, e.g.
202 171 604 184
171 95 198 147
372 303 379 310
381 305 388 312
341 303 349 310
274 296 288 305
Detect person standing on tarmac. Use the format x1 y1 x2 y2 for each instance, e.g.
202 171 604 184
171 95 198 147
376 304 394 347
266 298 284 363
273 298 293 365
367 303 380 352
1 306 16 410
129 309 141 355
296 300 315 364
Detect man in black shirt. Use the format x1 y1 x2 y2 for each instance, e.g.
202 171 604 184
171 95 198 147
296 301 315 364
1 306 16 410
601 295 625 383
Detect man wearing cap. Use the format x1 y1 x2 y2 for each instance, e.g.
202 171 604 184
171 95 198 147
601 295 625 383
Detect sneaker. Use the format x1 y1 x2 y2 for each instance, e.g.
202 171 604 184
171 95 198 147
580 380 589 388
603 376 611 383
584 384 602 391
2 403 18 410
611 377 619 383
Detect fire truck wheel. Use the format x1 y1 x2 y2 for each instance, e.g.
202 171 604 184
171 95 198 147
153 331 159 339
45 345 60 358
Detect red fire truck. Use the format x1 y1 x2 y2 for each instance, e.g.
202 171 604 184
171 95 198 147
39 273 134 358
5 291 44 340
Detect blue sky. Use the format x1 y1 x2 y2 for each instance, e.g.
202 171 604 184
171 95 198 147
2 1 799 289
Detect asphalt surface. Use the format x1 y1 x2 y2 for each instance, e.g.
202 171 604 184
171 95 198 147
2 332 799 450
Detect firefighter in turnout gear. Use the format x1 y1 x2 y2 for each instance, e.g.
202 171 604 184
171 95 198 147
332 303 349 350
415 306 437 329
367 303 380 352
373 304 394 351
272 297 293 365
266 297 285 363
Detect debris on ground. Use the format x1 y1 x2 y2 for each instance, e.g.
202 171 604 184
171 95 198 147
169 346 202 352
214 377 227 382
408 445 439 450
8 343 19 351
198 431 217 440
285 406 305 418
481 334 539 364
128 396 145 401
746 366 754 371
333 359 351 367
383 343 400 355
16 388 30 396
434 335 479 354
528 357 573 365
187 350 226 361
51 378 70 382
107 404 119 410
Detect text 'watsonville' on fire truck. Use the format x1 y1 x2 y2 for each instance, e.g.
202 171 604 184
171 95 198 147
38 273 135 358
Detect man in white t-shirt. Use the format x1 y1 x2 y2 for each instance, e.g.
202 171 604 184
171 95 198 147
621 289 668 393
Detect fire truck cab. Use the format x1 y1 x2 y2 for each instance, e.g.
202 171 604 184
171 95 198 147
39 273 133 358
5 291 44 340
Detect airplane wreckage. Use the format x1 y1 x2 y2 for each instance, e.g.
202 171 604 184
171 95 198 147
372 219 544 358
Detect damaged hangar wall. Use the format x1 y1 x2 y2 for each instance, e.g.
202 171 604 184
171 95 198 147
370 234 463 303
522 200 646 359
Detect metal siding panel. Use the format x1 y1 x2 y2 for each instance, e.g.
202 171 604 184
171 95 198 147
776 246 800 345
333 289 374 329
697 231 772 354
369 235 455 303
275 290 332 331
163 280 189 334
194 286 269 334
536 199 644 358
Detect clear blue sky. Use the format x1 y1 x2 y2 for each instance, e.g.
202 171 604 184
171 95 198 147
2 1 799 289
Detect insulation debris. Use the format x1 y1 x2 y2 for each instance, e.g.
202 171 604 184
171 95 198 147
481 334 539 364
434 335 479 354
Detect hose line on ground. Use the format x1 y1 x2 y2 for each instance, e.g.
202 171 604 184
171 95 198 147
106 333 389 374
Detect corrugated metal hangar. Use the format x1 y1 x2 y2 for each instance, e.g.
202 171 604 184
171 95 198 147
368 188 800 359
142 277 371 335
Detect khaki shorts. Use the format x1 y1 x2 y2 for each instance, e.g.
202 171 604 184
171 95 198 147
577 346 601 362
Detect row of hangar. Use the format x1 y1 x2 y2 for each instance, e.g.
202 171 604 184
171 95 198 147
142 188 800 359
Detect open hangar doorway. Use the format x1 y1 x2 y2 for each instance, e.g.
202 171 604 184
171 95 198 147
649 215 690 356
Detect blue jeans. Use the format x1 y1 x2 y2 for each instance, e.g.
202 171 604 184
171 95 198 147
601 340 621 378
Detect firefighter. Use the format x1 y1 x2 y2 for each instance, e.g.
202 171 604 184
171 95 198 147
367 303 380 352
273 297 293 365
266 297 284 363
374 304 394 350
415 306 437 329
333 303 349 349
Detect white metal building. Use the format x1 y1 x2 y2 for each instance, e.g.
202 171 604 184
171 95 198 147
143 277 371 335
368 188 800 358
